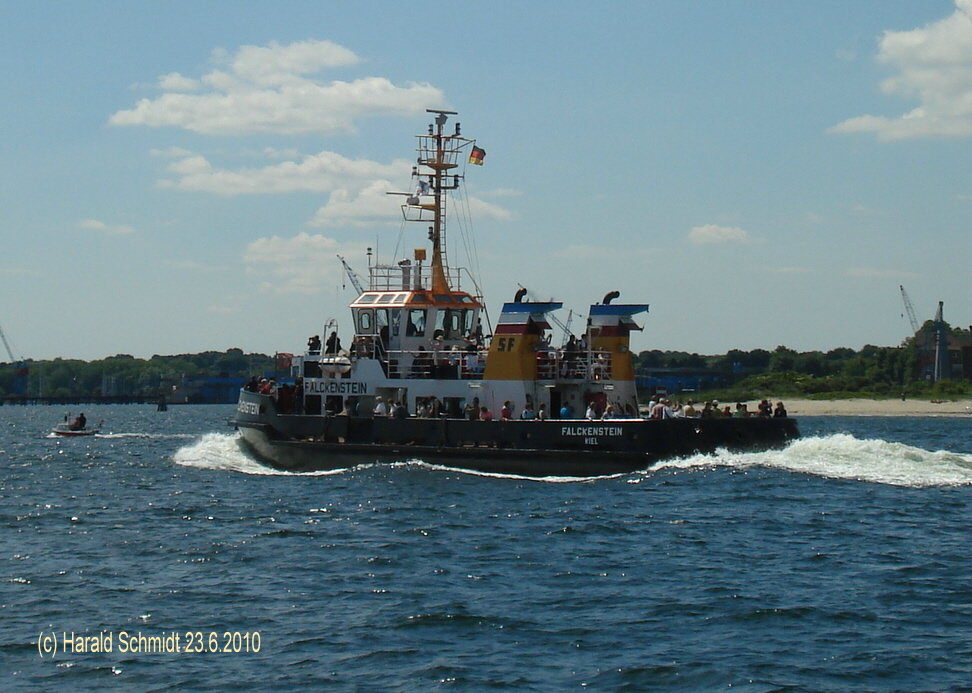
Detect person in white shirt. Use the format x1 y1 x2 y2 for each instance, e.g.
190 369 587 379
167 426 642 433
373 396 388 417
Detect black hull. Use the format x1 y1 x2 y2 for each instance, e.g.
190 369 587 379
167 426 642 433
235 392 799 478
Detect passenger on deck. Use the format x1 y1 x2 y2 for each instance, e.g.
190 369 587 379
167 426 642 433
537 403 548 421
353 336 370 359
479 406 494 421
603 404 616 419
244 376 260 392
560 403 574 419
464 397 480 420
373 396 388 417
411 345 431 377
585 402 598 420
500 401 514 420
325 331 341 355
307 335 321 354
520 403 536 420
649 398 673 419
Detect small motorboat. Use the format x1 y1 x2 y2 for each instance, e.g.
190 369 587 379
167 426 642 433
52 423 100 437
52 413 102 437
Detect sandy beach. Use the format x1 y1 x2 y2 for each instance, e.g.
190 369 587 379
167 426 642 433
746 398 972 417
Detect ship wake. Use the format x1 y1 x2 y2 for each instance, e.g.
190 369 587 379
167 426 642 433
650 433 972 488
173 432 972 487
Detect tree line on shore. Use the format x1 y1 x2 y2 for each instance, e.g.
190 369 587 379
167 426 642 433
635 335 970 401
0 330 969 401
0 349 274 400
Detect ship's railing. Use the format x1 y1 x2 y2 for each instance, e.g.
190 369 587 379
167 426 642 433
301 341 616 382
340 339 613 382
536 348 614 381
385 348 486 381
367 263 465 292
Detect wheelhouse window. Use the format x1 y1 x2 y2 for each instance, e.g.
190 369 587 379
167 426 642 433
357 309 374 333
406 309 427 337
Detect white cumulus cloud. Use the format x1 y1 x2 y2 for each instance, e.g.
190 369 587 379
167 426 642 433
243 232 369 294
78 219 135 235
830 0 972 140
158 149 409 196
687 224 752 245
845 267 921 279
109 39 445 134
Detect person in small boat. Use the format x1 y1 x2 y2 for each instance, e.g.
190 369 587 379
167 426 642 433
70 413 87 431
773 401 788 418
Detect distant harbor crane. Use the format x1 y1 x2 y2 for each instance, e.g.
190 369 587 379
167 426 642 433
933 300 949 382
0 323 19 362
899 285 920 334
337 255 365 294
899 286 952 382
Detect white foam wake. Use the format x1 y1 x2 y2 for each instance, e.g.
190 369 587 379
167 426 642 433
173 432 972 487
172 433 289 475
171 433 364 476
651 433 972 488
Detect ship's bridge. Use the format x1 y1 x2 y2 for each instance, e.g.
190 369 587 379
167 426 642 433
347 284 485 380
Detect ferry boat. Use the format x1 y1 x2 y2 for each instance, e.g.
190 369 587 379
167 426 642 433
235 110 799 477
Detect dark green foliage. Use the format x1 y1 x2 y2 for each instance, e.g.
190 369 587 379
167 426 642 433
635 337 970 400
0 349 274 398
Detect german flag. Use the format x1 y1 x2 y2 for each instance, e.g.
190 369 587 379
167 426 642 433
468 146 486 165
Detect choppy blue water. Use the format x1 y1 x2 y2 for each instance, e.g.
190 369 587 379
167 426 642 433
2 405 971 692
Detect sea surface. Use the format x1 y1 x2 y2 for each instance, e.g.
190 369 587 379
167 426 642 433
2 404 971 692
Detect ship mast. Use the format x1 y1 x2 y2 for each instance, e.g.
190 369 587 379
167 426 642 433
396 109 474 294
428 110 455 293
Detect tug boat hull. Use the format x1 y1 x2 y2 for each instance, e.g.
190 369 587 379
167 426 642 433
236 392 799 478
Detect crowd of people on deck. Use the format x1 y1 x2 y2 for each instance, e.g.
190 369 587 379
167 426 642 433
300 325 619 382
641 396 788 420
245 370 789 422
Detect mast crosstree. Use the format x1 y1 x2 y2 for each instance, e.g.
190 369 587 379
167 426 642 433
388 109 476 294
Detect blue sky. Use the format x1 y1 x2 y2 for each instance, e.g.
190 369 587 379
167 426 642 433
1 1 969 361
